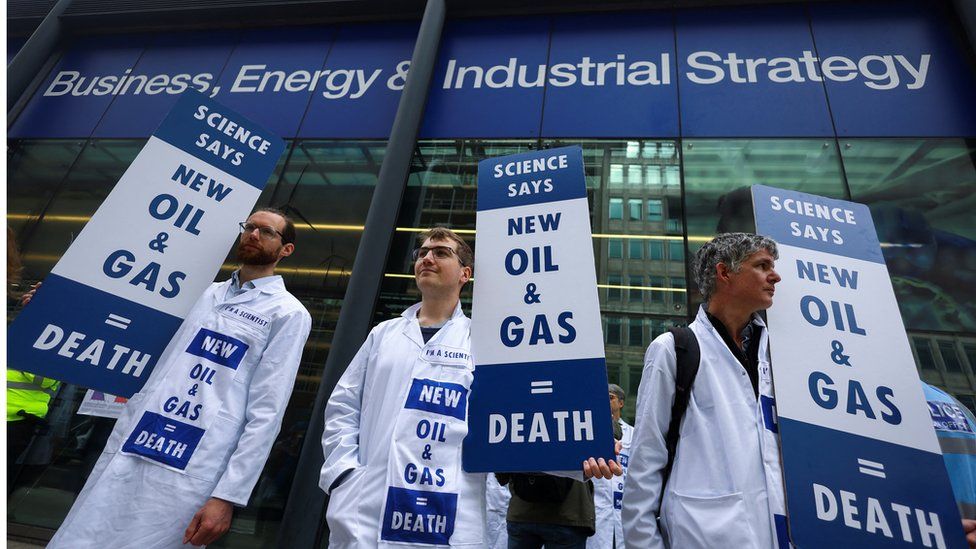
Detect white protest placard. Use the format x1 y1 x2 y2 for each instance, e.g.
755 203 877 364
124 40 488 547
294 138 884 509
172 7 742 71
8 92 284 397
77 389 128 419
753 184 965 548
463 145 615 472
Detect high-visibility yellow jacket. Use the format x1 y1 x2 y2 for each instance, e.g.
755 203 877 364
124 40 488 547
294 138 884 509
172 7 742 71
6 369 59 422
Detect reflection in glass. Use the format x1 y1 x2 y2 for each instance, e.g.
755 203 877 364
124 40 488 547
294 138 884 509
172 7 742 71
683 139 846 311
843 139 976 334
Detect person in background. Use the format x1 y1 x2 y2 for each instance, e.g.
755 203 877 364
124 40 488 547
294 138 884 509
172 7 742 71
7 225 60 491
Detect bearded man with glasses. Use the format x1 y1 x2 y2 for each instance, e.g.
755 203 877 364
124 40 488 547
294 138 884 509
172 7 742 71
49 208 311 549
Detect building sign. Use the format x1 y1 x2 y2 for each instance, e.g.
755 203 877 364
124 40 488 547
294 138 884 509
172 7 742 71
9 1 975 139
463 146 615 472
7 92 284 397
752 184 965 548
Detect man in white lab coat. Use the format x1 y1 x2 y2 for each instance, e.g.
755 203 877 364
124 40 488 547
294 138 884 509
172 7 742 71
623 233 789 549
49 208 312 549
321 227 620 548
590 384 634 549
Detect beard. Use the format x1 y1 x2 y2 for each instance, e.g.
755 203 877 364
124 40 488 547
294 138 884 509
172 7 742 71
236 242 280 265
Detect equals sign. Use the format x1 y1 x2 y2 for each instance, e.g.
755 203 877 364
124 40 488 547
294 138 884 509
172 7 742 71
163 424 177 433
415 497 428 506
530 380 553 395
857 458 886 479
105 313 131 330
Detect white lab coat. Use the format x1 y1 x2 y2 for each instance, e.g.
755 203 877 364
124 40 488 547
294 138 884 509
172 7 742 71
321 302 487 548
612 420 634 548
485 474 510 549
622 306 786 549
589 418 634 549
49 275 311 549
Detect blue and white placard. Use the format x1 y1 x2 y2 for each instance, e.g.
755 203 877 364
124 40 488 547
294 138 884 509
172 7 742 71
753 184 965 548
8 92 284 397
463 146 615 472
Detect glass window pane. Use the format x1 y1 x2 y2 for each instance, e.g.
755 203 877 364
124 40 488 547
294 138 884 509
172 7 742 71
607 317 621 345
628 240 643 260
609 239 623 259
914 337 938 371
628 199 641 220
668 241 685 261
843 139 976 334
629 275 643 303
647 199 663 221
648 241 664 260
629 318 643 347
609 198 623 220
608 274 622 301
939 341 965 374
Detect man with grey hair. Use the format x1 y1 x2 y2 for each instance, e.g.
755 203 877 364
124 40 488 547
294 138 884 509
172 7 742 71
623 232 790 549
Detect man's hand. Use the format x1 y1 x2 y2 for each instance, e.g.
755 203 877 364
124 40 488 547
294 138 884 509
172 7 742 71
183 497 233 546
963 518 976 549
19 282 40 306
582 457 623 480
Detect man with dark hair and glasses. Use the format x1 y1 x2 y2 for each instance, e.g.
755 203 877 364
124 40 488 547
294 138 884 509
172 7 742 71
321 227 619 548
49 208 311 549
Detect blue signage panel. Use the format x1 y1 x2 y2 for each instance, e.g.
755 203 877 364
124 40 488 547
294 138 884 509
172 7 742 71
809 0 976 137
542 11 678 138
8 1 976 139
93 30 239 138
754 184 965 548
299 22 416 139
420 17 551 139
7 93 284 397
464 146 614 472
9 34 149 138
675 4 834 137
216 26 335 139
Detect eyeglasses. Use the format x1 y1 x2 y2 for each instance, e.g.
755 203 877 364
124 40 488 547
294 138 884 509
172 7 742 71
239 222 284 241
412 245 463 263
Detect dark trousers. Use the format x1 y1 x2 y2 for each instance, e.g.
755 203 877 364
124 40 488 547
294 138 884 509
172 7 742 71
507 521 588 549
8 417 38 492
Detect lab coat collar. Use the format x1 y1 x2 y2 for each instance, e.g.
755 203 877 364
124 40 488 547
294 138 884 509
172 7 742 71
696 304 767 333
401 300 465 347
223 271 286 305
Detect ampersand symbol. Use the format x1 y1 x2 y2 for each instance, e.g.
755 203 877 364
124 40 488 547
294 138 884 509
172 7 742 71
149 232 169 253
830 340 851 366
523 283 542 304
421 444 432 460
188 383 199 396
386 60 410 90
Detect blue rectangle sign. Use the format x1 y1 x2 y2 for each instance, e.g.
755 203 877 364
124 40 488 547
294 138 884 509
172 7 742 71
121 411 206 470
464 358 614 472
185 328 249 370
6 274 183 397
404 379 469 421
381 487 458 545
780 417 966 549
476 146 587 212
752 184 885 264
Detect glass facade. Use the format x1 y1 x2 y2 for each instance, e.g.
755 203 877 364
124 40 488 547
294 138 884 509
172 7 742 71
9 131 976 541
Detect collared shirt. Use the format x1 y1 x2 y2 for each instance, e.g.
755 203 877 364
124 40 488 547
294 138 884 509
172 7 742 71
706 311 764 398
226 270 278 299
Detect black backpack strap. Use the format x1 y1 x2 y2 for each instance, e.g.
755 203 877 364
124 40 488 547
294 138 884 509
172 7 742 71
659 326 701 514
